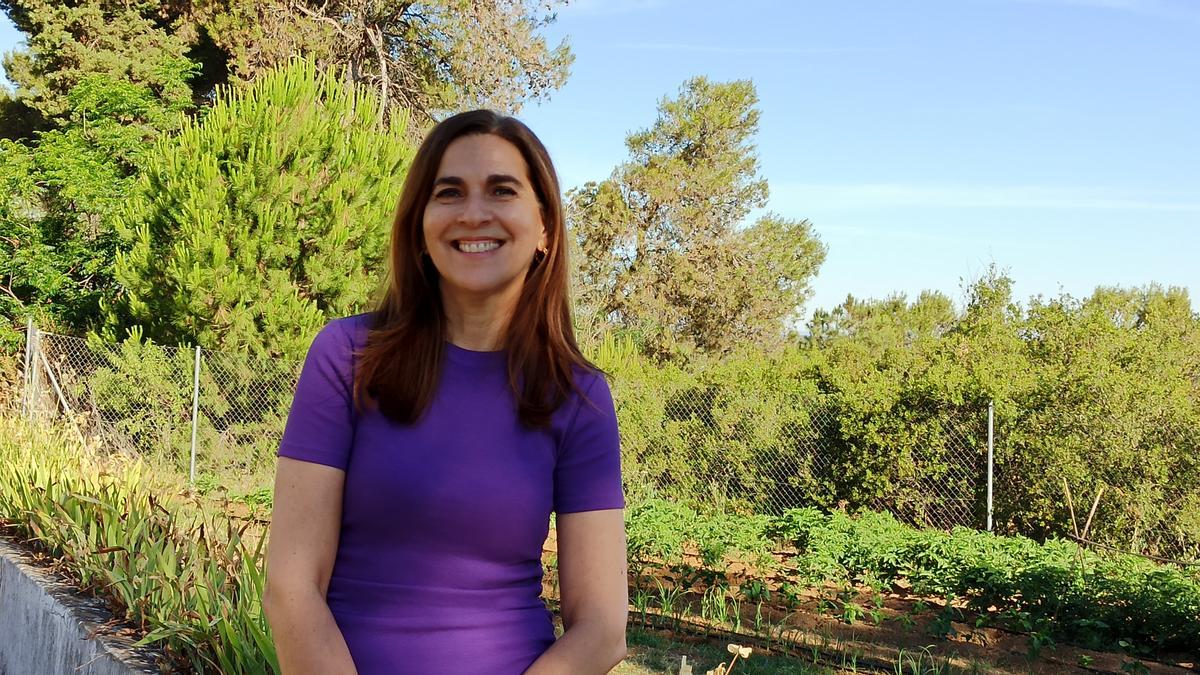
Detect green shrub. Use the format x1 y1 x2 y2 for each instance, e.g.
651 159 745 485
104 58 414 360
775 507 1200 654
0 415 276 673
50 328 295 494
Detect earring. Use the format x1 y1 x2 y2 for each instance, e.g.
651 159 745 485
534 247 548 264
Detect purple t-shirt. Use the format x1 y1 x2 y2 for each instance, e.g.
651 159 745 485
276 313 625 674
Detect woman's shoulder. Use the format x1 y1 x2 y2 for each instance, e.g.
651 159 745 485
560 362 614 423
322 312 375 343
304 312 375 363
569 361 610 394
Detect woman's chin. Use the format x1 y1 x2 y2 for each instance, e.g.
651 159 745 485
439 275 527 303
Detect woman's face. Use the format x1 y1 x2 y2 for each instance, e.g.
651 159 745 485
422 133 547 305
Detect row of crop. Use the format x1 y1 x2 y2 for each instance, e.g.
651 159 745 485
625 498 1200 656
0 416 277 673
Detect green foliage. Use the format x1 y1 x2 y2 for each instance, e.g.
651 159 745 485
626 498 697 563
626 498 1200 655
570 77 827 357
598 268 1200 561
625 499 779 578
779 508 1200 654
81 328 203 463
0 84 43 142
1002 285 1200 556
104 59 413 359
593 331 836 518
0 416 277 673
186 0 573 125
0 137 42 349
45 327 295 496
1 69 194 347
0 0 196 128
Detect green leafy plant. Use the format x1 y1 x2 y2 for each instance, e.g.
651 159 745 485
0 416 276 673
632 589 652 630
655 578 685 632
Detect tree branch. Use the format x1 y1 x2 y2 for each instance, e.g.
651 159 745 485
366 25 388 125
290 1 354 40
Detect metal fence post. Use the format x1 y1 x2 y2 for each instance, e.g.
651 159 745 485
190 345 201 487
987 400 995 532
21 317 33 419
28 324 41 421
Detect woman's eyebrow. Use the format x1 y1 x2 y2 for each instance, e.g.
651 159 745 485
486 174 523 186
432 174 524 187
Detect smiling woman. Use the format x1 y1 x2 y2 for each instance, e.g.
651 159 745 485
262 110 629 675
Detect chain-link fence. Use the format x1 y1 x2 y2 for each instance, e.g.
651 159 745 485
16 322 994 530
608 370 989 532
20 322 300 497
15 321 1198 564
992 387 1200 565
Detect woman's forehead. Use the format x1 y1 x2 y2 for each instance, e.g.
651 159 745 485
437 134 530 180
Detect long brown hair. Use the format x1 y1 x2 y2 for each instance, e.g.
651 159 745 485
353 110 596 428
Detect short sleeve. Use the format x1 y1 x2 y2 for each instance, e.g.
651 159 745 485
277 319 356 470
553 374 626 514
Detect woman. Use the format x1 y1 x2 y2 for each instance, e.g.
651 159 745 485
262 110 629 674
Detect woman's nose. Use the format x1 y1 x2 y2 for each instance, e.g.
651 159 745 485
457 194 492 225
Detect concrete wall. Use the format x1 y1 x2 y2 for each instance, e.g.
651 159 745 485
0 537 164 675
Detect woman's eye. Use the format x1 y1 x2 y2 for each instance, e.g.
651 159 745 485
434 188 461 199
494 185 517 196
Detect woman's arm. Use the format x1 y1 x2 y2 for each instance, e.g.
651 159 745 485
524 508 629 675
262 457 357 675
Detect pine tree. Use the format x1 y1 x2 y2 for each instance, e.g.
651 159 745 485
184 0 573 127
569 77 827 358
0 0 196 135
103 59 413 359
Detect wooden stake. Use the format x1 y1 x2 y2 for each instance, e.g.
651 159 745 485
1062 478 1079 538
1081 486 1105 541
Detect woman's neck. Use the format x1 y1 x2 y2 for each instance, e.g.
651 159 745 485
440 284 522 351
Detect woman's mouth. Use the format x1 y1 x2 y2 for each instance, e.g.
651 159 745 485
454 239 503 254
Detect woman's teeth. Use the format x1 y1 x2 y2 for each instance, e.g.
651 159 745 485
458 240 501 253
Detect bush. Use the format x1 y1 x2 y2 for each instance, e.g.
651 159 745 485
46 327 296 493
0 415 276 673
104 58 414 360
596 278 1200 562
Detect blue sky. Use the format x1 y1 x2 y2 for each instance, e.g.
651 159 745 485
3 0 1197 320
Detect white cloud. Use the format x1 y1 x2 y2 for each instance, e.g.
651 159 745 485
991 0 1200 20
561 0 669 16
608 42 875 56
771 183 1200 212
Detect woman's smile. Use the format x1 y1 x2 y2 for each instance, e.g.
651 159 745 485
455 238 504 254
